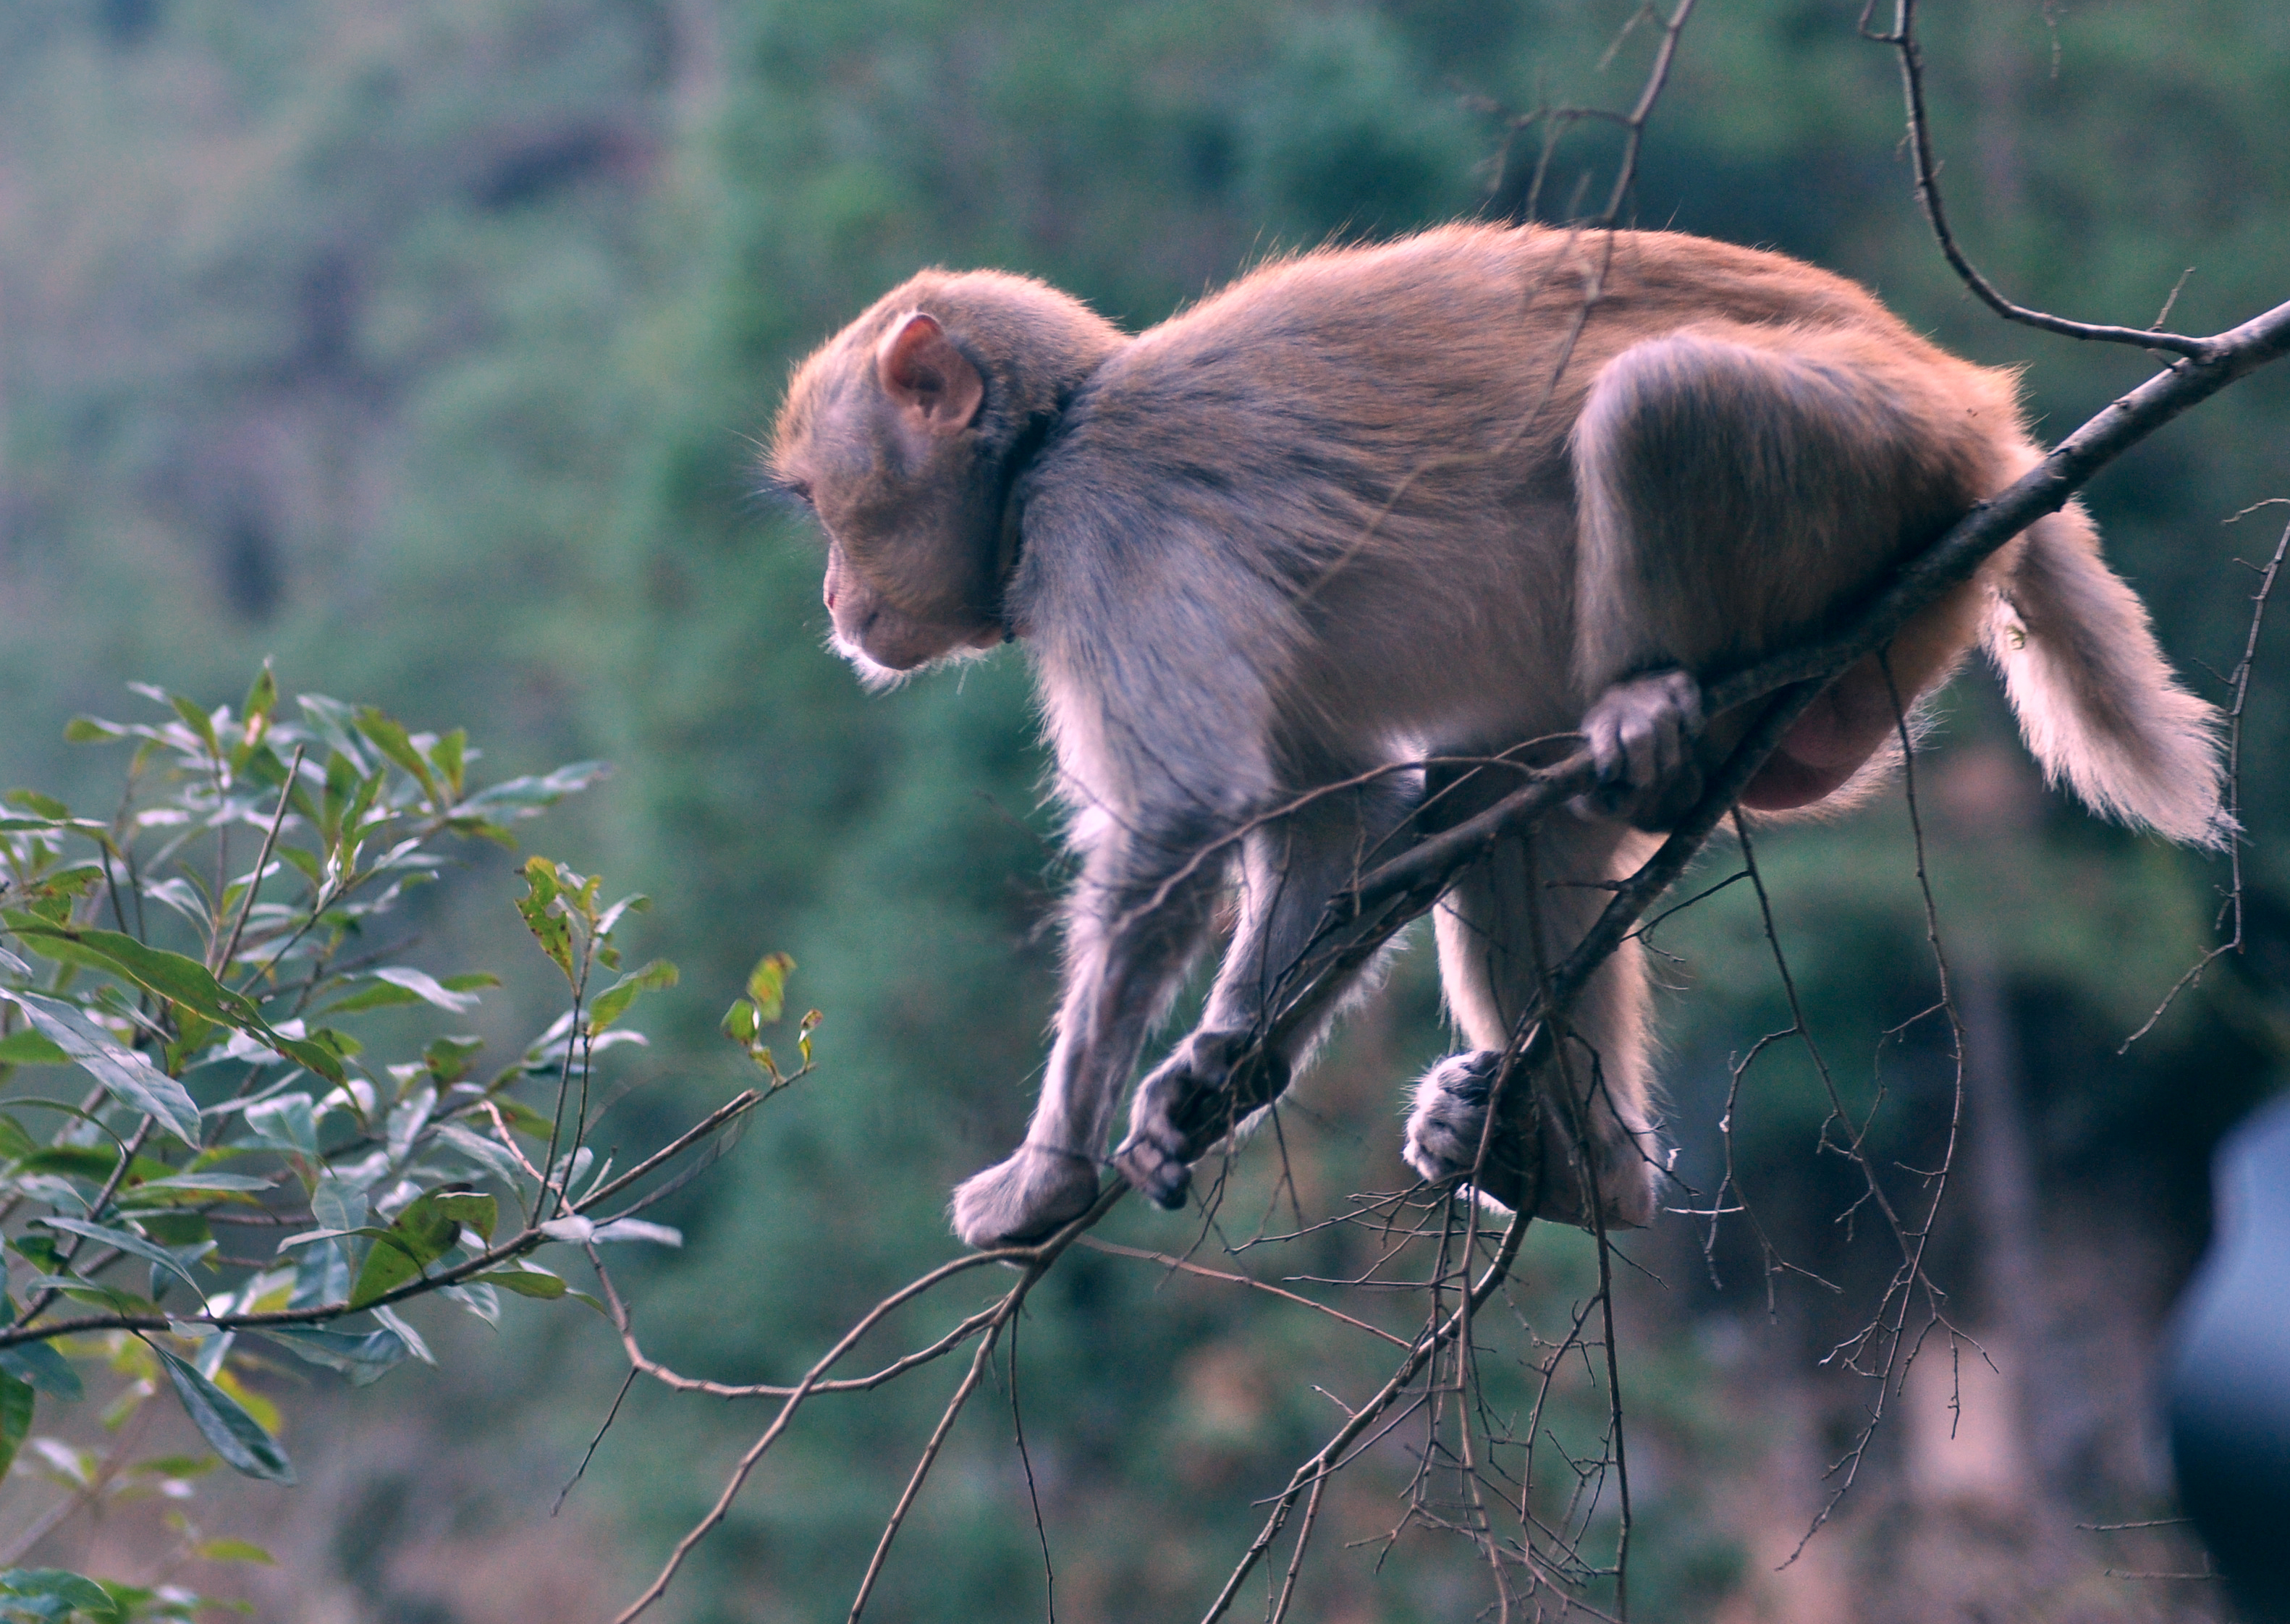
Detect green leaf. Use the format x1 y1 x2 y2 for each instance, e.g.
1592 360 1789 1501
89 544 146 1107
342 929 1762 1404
352 706 438 804
420 1036 484 1085
63 716 125 745
169 693 221 759
0 1373 31 1484
22 1277 155 1316
127 1212 212 1248
241 664 277 737
255 1327 410 1388
515 857 572 981
195 1539 276 1567
368 1305 433 1366
586 959 677 1036
369 967 485 1013
431 1192 497 1242
4 922 344 1086
747 952 795 1024
318 750 358 846
0 992 201 1146
10 1146 173 1185
0 1337 82 1400
346 1191 460 1308
117 1173 270 1198
296 694 368 769
485 1097 554 1140
238 1094 317 1156
316 984 420 1018
309 1175 367 1235
428 730 467 800
1 791 69 821
344 1239 421 1308
38 1220 206 1303
721 999 758 1044
473 1264 567 1300
0 1569 118 1621
154 1347 295 1484
0 1113 33 1163
6 1236 67 1275
460 761 611 819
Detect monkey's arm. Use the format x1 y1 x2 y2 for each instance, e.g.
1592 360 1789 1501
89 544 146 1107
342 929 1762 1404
1111 774 1423 1210
949 810 1230 1248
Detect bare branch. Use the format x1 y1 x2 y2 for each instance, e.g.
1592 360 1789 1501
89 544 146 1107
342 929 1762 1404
1862 0 2217 360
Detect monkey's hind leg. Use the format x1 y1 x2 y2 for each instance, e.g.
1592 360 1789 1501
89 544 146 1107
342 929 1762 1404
1403 819 1661 1230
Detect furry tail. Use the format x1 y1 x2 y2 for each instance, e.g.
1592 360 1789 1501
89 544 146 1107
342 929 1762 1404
1985 502 2231 849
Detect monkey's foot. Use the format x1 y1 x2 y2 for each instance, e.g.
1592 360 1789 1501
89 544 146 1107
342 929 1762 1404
1402 1052 1657 1230
1113 1028 1290 1212
1581 667 1705 829
950 1144 1102 1249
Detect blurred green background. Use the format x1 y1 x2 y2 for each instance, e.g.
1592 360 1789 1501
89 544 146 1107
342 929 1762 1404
3 1 2287 1618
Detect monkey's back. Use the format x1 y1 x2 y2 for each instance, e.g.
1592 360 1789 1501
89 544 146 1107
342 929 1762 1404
1014 224 2021 771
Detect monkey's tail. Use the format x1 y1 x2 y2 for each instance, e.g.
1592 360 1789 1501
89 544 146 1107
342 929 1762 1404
1985 502 2232 850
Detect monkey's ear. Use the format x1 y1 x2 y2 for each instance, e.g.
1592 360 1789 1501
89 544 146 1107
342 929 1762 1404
875 311 984 439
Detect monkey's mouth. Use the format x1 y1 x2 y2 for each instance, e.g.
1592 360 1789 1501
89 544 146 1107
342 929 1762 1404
832 596 1006 683
824 622 912 689
831 618 1001 690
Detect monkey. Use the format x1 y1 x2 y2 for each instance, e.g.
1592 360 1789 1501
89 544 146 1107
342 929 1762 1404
767 223 2228 1250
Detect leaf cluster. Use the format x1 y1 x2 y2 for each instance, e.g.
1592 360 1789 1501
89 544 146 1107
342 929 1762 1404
0 669 815 1618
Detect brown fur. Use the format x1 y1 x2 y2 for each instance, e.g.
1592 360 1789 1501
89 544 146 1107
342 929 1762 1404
771 224 2225 1248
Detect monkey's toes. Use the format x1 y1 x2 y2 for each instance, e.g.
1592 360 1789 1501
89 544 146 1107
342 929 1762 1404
1111 1125 1193 1211
948 1146 1100 1248
1403 1052 1531 1210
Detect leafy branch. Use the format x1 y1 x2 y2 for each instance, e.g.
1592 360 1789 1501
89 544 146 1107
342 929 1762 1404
0 670 818 1623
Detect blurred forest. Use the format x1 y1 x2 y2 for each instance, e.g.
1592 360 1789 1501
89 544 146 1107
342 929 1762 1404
3 0 2289 1619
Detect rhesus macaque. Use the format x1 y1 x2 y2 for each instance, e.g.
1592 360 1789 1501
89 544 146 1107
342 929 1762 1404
769 224 2226 1249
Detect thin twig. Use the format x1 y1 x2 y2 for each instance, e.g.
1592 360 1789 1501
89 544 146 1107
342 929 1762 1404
214 745 304 975
1859 0 2214 360
2121 506 2290 1047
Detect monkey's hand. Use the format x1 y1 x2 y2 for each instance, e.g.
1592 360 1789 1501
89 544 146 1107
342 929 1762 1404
1112 1028 1290 1211
1581 667 1705 829
950 1145 1102 1249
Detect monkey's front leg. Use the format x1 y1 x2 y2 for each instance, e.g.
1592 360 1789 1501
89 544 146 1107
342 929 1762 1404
1114 777 1421 1210
1113 1031 1292 1209
950 835 1224 1248
1580 667 1707 829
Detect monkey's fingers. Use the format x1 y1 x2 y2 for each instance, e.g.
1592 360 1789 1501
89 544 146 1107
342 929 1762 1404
1581 668 1704 819
1116 1031 1291 1212
1111 1130 1193 1210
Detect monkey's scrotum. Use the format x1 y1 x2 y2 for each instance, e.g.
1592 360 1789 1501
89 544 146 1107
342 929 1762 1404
770 224 2228 1250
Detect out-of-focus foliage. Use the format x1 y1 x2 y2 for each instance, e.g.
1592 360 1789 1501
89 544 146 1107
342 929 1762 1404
0 670 808 1618
0 1 2284 1619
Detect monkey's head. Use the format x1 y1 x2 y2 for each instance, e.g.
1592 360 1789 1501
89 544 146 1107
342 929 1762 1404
769 271 1125 684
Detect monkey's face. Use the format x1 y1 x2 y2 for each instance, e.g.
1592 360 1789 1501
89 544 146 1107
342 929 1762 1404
772 309 1010 684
